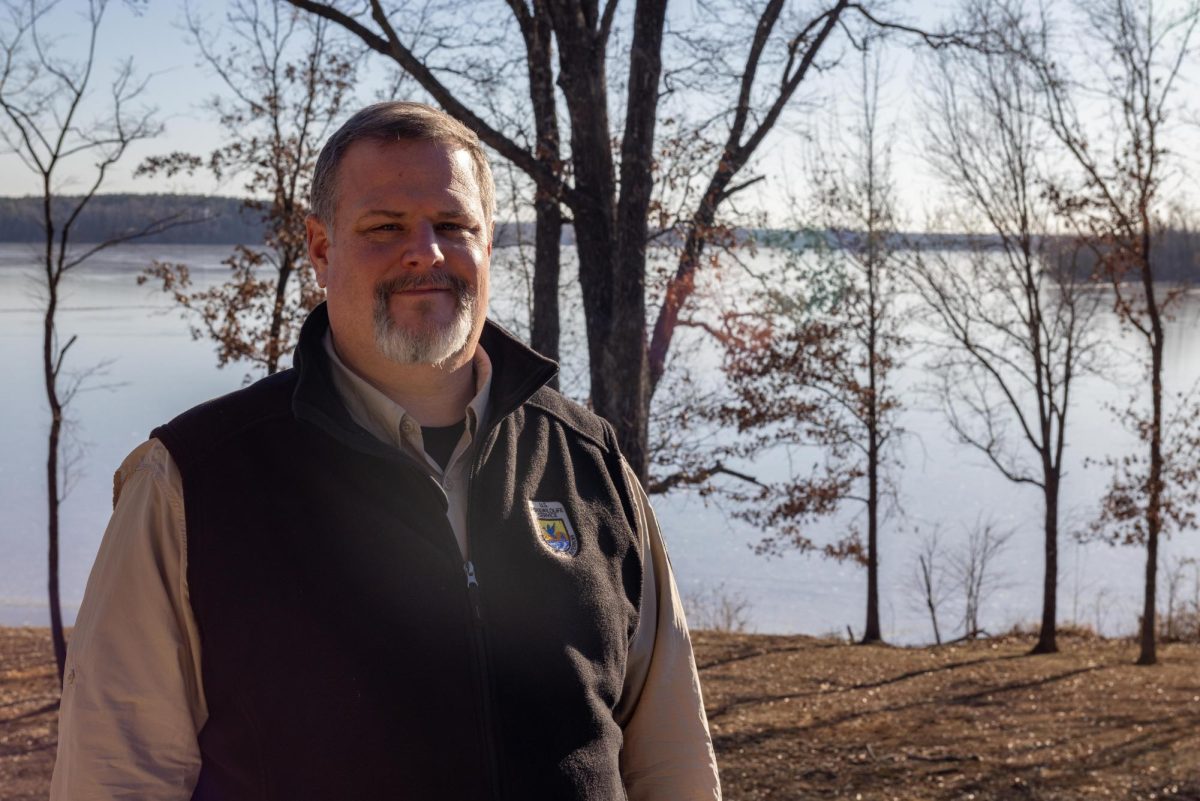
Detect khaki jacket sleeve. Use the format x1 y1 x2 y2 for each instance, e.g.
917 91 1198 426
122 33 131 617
616 463 722 801
50 439 206 800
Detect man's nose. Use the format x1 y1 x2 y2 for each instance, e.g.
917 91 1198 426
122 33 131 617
402 222 444 269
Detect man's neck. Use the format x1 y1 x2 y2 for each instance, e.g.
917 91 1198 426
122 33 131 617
330 337 475 427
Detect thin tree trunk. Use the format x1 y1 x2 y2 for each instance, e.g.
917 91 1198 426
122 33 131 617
40 185 68 684
862 234 881 644
862 429 881 643
862 185 883 644
266 260 294 374
648 191 720 396
1140 320 1165 666
42 277 67 684
46 414 66 684
1031 472 1060 654
1139 221 1166 666
921 557 942 645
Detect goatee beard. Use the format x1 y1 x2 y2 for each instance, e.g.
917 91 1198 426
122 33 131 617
373 272 477 367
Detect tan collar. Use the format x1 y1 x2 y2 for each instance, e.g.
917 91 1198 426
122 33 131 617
322 330 493 451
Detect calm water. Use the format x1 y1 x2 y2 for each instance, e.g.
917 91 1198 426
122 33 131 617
1 243 1197 641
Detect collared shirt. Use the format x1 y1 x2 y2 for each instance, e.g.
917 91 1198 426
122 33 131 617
323 331 492 558
50 342 722 801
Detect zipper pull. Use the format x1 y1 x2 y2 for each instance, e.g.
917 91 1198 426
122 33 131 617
463 560 485 625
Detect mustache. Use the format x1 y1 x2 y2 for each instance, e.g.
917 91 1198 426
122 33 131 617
374 271 471 303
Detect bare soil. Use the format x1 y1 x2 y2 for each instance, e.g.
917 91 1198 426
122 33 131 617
3 627 1198 799
0 629 59 801
695 629 1200 800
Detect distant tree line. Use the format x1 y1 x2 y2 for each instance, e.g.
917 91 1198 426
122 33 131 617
1048 227 1200 283
0 194 262 244
0 192 582 247
8 192 1193 282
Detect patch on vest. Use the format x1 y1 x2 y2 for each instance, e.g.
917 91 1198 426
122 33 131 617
529 500 579 557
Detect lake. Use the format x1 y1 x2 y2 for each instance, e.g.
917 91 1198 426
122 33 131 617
1 242 1197 642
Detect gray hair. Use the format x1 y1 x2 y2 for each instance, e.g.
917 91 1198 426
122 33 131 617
310 101 495 231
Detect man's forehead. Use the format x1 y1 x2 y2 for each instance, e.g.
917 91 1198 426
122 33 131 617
343 137 472 173
338 139 483 210
344 189 485 221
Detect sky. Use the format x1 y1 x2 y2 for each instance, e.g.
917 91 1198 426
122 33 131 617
0 0 227 196
1 0 1197 227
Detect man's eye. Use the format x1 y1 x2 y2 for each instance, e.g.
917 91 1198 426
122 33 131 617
373 223 399 232
437 222 466 232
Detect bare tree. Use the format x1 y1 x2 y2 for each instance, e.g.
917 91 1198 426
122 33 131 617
137 0 355 378
822 44 903 644
910 526 950 645
909 0 1104 654
283 0 965 481
0 0 189 682
1013 0 1199 664
694 42 904 643
948 518 1013 639
1164 555 1200 642
1160 554 1196 641
681 581 754 633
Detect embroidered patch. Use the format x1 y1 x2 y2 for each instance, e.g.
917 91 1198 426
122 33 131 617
529 500 580 557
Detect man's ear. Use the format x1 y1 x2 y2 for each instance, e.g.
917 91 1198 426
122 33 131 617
306 214 330 288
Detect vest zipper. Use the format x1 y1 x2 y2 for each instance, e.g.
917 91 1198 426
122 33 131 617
461 559 502 800
463 560 483 623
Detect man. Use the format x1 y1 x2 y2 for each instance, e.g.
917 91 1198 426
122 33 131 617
51 102 720 800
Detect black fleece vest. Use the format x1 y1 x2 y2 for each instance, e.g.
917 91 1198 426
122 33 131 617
153 305 643 801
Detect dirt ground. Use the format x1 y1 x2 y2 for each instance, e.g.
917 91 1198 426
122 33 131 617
0 629 58 801
3 627 1198 800
695 629 1200 800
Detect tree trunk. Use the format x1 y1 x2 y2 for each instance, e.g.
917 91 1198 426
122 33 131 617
530 196 562 372
1139 319 1165 666
1138 223 1166 667
862 428 882 643
923 561 942 646
547 0 666 481
1031 471 1060 654
864 241 883 642
266 259 293 375
42 285 67 685
647 192 719 396
545 0 615 397
861 212 883 645
525 0 562 377
603 0 666 481
46 412 66 684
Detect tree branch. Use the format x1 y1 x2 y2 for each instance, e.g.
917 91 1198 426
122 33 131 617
285 0 573 204
647 460 765 495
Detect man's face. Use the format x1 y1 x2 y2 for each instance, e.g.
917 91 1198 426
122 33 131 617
306 138 492 371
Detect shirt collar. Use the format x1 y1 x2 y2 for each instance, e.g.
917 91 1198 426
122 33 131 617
290 305 557 463
322 330 493 450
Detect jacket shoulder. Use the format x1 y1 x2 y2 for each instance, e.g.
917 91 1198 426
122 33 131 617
152 369 298 464
524 386 619 455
